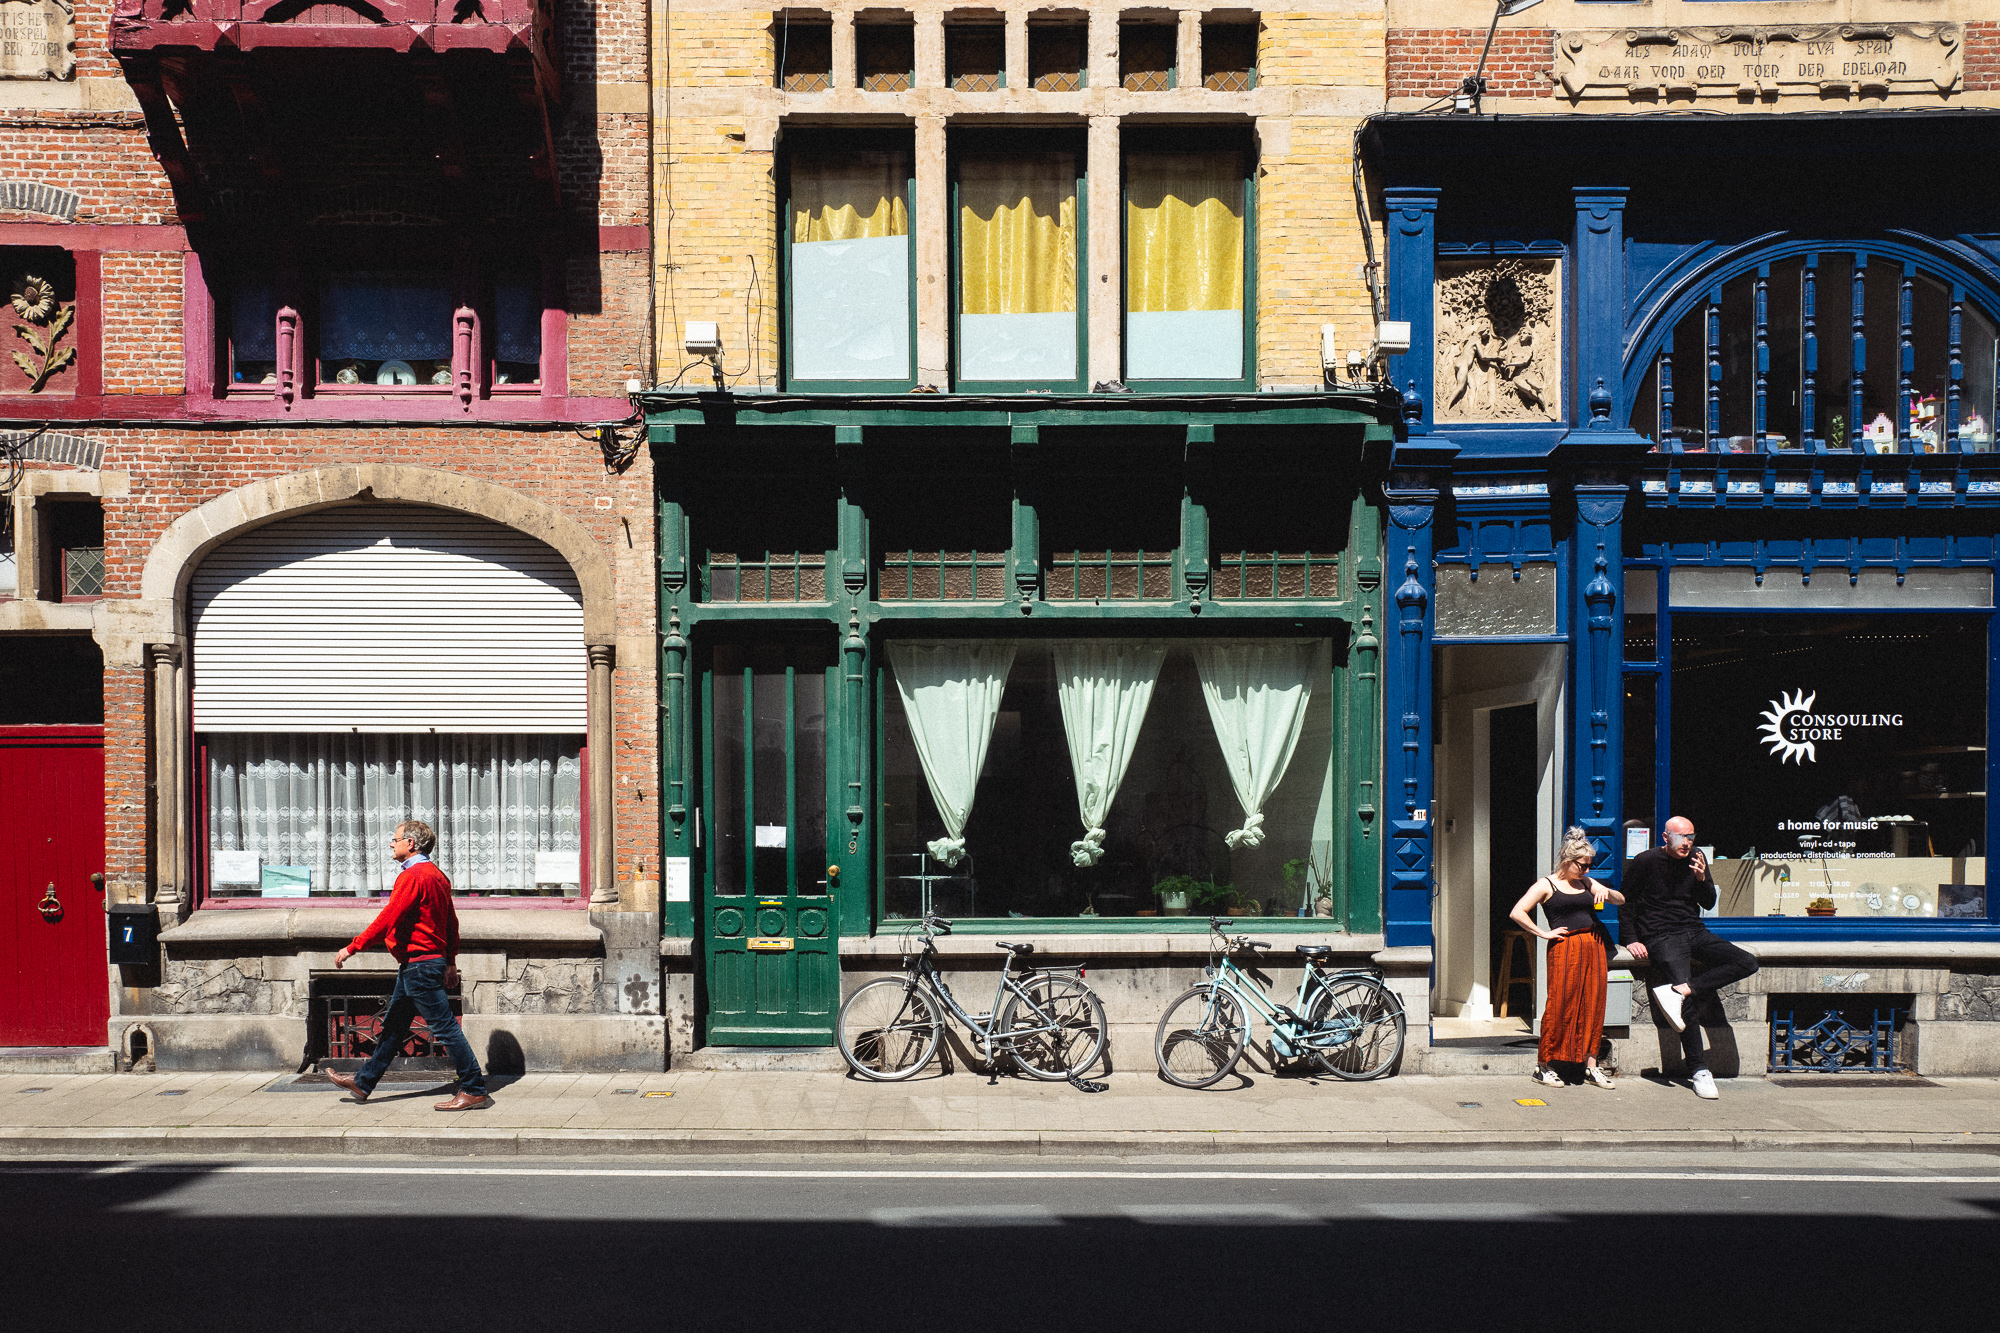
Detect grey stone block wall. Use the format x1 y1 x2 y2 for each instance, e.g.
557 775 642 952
1938 972 2000 1021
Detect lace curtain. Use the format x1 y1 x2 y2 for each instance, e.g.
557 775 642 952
1052 640 1167 866
1192 640 1328 849
207 733 583 896
887 641 1016 867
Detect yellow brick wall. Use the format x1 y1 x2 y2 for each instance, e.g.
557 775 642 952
654 6 1387 391
658 14 781 387
1259 9 1386 387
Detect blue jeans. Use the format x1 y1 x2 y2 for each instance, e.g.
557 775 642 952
354 958 486 1097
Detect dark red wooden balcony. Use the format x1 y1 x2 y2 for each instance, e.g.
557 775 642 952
110 0 555 64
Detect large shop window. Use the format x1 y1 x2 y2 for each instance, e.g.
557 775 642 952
192 505 587 900
882 638 1337 921
1665 613 1987 921
1124 146 1249 385
784 143 914 389
955 143 1084 389
1632 256 1999 454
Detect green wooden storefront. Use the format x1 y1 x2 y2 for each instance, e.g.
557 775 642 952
642 391 1400 1047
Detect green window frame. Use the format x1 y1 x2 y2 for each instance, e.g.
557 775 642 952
1120 130 1257 393
780 131 919 393
951 132 1089 394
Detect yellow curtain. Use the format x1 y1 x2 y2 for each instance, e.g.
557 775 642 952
958 155 1078 316
791 152 910 244
1125 153 1244 314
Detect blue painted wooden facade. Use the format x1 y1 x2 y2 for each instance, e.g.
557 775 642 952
1367 111 2000 954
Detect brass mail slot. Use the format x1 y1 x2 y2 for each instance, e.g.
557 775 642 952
747 936 795 951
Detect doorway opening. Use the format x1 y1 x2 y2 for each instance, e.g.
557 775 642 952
1431 643 1564 1036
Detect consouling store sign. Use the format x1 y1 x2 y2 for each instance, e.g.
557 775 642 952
1758 690 1903 765
1668 614 1987 919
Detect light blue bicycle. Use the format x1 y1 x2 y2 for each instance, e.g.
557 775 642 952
1154 917 1406 1087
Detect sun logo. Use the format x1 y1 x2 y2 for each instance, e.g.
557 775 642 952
1758 689 1817 765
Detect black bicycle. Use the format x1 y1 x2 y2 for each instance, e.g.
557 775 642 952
836 913 1107 1081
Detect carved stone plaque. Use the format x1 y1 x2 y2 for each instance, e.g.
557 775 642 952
0 0 74 81
1555 24 1960 101
1434 257 1561 425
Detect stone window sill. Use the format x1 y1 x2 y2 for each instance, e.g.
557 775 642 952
160 906 604 949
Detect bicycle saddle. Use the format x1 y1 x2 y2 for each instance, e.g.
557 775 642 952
995 941 1035 956
1295 944 1333 959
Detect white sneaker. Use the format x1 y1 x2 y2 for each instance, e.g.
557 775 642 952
1585 1066 1615 1090
1690 1068 1719 1100
1651 984 1687 1032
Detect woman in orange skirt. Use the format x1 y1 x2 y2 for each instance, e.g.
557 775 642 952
1509 826 1625 1089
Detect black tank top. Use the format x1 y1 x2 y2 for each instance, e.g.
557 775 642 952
1543 878 1602 937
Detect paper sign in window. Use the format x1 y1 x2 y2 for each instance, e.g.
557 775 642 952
755 824 788 849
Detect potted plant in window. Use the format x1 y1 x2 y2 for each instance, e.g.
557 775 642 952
1806 896 1838 917
1154 874 1196 916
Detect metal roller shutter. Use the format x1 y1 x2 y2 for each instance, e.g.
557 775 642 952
191 505 586 733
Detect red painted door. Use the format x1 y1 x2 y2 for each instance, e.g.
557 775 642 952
0 727 108 1046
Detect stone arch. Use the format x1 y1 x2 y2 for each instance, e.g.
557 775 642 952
140 463 615 645
137 465 622 912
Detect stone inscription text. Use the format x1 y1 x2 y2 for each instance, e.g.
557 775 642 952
0 0 74 81
1556 25 1959 101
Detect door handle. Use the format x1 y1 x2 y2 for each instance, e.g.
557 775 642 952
38 882 62 920
91 873 105 891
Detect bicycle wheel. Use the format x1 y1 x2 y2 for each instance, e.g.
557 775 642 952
1154 984 1247 1089
1307 974 1406 1081
998 973 1107 1081
837 978 941 1080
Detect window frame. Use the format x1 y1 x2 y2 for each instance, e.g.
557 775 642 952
1621 560 1999 929
214 250 563 408
1119 129 1258 393
1629 245 2000 456
950 131 1090 395
194 736 593 909
779 130 920 394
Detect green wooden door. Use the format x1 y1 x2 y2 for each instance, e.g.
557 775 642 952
702 641 839 1045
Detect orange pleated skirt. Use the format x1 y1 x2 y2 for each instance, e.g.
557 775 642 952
1539 929 1608 1065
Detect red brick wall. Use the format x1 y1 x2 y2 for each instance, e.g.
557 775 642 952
0 116 176 226
100 252 185 394
567 248 652 395
77 429 659 904
1387 28 1554 102
1968 22 2000 92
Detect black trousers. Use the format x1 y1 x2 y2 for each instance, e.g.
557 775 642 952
1644 928 1758 1071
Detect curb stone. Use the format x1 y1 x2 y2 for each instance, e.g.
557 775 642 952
1 1128 1998 1158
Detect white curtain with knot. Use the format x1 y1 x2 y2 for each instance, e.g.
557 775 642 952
886 641 1017 868
1052 640 1168 866
1193 640 1328 849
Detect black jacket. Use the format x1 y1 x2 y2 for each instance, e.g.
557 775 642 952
1618 847 1718 946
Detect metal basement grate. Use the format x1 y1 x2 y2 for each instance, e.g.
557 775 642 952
1769 1007 1901 1073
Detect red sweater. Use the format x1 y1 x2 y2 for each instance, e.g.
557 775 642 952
348 858 460 963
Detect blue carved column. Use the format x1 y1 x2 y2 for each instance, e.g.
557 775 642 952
1381 439 1455 948
1383 187 1440 434
1571 187 1629 431
1570 475 1629 886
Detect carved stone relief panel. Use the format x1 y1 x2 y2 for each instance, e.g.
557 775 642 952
1433 257 1561 425
0 0 75 81
1555 25 1959 103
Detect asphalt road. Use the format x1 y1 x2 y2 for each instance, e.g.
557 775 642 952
5 1151 1996 1330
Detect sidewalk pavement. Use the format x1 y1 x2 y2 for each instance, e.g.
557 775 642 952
1 1066 1995 1158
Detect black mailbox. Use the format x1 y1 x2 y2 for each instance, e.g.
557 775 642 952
108 903 159 967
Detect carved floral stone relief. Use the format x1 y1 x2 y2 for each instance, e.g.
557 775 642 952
1433 257 1561 425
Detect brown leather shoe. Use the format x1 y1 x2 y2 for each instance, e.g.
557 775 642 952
323 1069 368 1104
434 1091 493 1112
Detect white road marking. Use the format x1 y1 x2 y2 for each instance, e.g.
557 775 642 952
1122 1203 1321 1224
0 1165 1997 1185
1365 1201 1558 1222
872 1204 1060 1227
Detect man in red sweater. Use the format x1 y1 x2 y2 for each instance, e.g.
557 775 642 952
325 820 491 1111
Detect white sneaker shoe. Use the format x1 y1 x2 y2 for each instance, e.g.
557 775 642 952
1690 1068 1719 1100
1585 1066 1615 1090
1651 984 1687 1032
